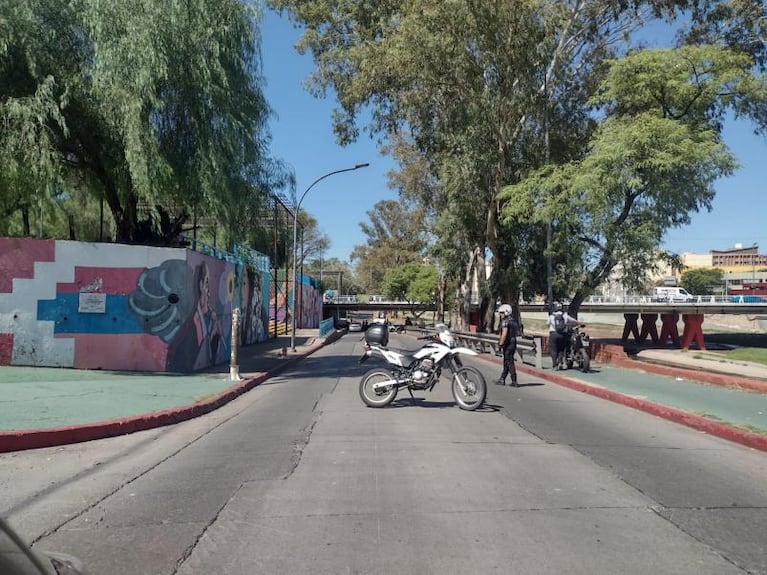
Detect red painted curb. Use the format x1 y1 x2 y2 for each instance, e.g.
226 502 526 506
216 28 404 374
516 364 767 452
477 352 767 452
0 340 326 454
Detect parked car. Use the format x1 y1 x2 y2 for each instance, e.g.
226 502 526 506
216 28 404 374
651 286 695 303
348 321 363 332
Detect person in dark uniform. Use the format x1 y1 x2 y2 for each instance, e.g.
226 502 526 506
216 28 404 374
495 304 519 387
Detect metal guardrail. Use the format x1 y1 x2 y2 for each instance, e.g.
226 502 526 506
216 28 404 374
319 317 335 338
329 299 767 316
406 327 543 370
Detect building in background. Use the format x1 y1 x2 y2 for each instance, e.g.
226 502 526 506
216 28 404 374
591 244 767 300
711 243 767 273
680 252 713 269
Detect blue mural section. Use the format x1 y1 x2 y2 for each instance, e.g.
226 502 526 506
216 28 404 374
38 294 145 334
319 317 335 338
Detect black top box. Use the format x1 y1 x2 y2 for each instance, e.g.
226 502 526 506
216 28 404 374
364 323 389 346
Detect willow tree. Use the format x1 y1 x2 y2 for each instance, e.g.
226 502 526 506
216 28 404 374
1 0 289 246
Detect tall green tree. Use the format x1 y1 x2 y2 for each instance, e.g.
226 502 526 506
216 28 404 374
501 46 764 313
351 198 426 293
382 263 438 317
1 0 291 246
268 0 765 324
266 0 684 325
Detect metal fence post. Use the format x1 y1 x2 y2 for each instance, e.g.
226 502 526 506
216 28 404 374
230 308 241 381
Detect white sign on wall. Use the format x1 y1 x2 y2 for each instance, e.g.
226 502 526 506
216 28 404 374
78 292 107 313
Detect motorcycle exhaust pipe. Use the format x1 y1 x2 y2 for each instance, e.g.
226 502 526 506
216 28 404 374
372 379 402 391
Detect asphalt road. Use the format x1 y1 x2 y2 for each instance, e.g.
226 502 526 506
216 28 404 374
1 333 765 574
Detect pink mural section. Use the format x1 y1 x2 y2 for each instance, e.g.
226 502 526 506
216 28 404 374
72 333 170 370
0 238 55 293
0 333 12 365
0 238 272 372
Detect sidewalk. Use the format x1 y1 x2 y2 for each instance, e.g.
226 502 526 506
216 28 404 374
0 329 337 453
506 339 767 452
1 330 766 453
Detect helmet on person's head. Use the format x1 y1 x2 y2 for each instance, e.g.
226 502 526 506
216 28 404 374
498 304 512 315
553 302 563 312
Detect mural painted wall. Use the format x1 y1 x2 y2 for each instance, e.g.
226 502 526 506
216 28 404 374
297 274 322 329
239 265 270 346
0 238 271 372
268 274 323 329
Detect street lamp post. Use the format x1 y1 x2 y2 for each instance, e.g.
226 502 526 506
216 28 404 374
290 163 369 350
752 243 758 282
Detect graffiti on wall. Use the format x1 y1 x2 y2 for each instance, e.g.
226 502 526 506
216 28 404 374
239 266 268 345
267 274 323 329
128 257 228 371
297 281 322 328
0 238 271 372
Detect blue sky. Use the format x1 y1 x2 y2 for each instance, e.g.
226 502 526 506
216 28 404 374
260 10 397 264
260 8 766 264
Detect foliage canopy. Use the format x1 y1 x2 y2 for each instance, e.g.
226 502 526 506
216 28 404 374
1 0 292 247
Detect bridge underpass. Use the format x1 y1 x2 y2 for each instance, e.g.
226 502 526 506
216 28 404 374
324 302 767 350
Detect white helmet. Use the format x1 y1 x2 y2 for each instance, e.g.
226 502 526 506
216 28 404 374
498 304 512 315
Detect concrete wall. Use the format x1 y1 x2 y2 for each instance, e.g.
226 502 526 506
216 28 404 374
268 274 323 329
0 238 273 372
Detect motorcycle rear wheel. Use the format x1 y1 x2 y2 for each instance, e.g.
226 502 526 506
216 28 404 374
451 366 486 411
359 368 398 408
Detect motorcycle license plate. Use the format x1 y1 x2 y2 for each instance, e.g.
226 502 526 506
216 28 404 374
582 340 589 348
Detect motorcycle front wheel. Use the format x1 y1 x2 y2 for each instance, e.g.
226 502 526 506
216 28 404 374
359 368 399 408
578 349 591 373
451 366 486 411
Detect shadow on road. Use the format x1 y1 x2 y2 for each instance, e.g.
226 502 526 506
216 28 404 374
386 397 455 409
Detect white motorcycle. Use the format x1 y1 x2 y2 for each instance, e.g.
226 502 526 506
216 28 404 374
358 324 487 411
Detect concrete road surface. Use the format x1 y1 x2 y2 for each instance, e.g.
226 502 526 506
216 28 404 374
1 333 765 575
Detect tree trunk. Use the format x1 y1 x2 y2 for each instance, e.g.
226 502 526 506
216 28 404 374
21 206 30 236
111 190 139 244
568 291 587 319
457 248 478 331
437 272 446 324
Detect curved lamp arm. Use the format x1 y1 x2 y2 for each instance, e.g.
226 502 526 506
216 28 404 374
291 163 369 350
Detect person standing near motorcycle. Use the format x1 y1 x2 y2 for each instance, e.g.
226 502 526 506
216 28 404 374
495 304 519 387
547 302 584 370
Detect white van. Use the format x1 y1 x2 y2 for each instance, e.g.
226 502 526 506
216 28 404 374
652 286 694 303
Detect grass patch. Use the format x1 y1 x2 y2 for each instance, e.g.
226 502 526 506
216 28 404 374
691 412 767 436
735 424 767 436
692 411 724 421
712 347 767 366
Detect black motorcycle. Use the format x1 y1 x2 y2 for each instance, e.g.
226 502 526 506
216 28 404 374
556 325 591 373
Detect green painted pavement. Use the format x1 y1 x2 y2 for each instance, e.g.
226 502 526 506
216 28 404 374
0 367 236 432
562 364 767 434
